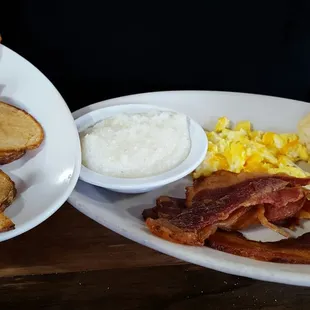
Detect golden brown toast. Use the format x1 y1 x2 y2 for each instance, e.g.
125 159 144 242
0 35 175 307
0 170 16 212
0 101 44 152
0 213 15 232
0 170 16 231
0 150 26 165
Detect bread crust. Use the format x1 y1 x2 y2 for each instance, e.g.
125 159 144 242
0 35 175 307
0 150 26 165
0 170 16 231
0 101 44 152
0 213 15 232
0 101 45 232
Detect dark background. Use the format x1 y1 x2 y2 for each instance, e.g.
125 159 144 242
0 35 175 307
2 0 310 111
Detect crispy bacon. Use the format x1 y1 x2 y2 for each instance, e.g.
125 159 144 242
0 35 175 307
217 207 250 230
256 205 290 237
228 192 306 232
226 207 260 230
264 198 306 223
207 230 310 264
142 197 185 220
142 171 310 246
297 199 310 219
144 197 217 246
186 171 310 208
170 177 289 231
186 171 265 207
146 218 216 246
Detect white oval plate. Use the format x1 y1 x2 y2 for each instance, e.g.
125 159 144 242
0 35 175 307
69 90 310 286
0 44 81 242
76 104 208 193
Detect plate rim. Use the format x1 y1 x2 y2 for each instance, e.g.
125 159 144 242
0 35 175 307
69 90 310 287
72 90 310 120
0 44 82 242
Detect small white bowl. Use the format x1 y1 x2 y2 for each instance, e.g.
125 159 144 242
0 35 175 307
75 104 208 193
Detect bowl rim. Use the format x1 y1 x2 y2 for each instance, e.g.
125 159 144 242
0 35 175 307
75 103 208 190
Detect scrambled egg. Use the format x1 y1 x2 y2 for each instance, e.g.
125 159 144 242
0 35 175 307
193 116 310 179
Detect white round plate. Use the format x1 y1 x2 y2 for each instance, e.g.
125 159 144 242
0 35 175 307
0 44 81 242
69 90 310 287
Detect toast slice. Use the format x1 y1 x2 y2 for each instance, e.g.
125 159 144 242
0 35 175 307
0 170 17 212
0 212 15 232
0 170 16 232
0 150 26 165
0 101 44 152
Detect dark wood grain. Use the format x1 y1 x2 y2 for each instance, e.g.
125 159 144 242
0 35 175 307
0 265 307 310
0 203 182 277
0 203 307 309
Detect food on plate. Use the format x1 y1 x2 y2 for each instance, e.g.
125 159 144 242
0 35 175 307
0 101 45 232
80 110 191 178
298 112 310 153
0 212 15 232
207 230 310 264
0 101 44 164
0 170 16 231
143 171 310 246
0 170 16 212
193 116 309 179
0 150 26 165
141 112 310 264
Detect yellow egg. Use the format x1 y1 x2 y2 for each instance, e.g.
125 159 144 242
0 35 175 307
262 132 276 146
207 131 222 144
221 128 248 141
224 141 246 172
209 154 229 170
281 140 309 161
194 116 310 179
234 121 252 132
299 145 309 161
249 130 263 142
207 141 218 153
267 166 310 178
215 116 230 132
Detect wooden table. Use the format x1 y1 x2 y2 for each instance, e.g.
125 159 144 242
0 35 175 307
0 204 308 309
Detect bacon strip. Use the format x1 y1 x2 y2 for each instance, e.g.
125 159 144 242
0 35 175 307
264 196 306 223
143 171 310 246
142 197 185 220
186 171 266 207
186 171 310 208
226 207 260 230
170 177 289 231
146 217 216 246
144 197 217 246
297 199 310 220
207 230 310 264
217 207 250 230
256 205 290 237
